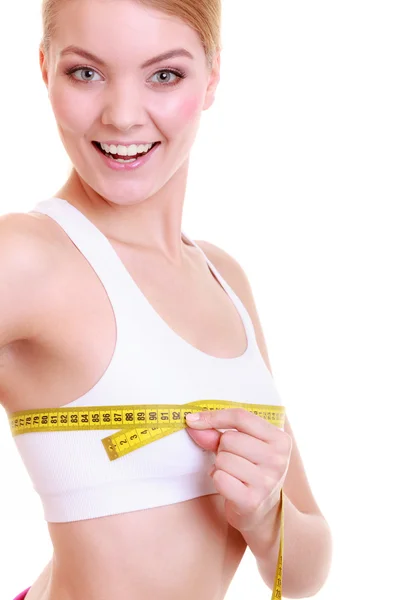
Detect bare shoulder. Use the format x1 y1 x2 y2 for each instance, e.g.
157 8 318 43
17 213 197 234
196 239 326 518
0 210 58 261
0 212 58 348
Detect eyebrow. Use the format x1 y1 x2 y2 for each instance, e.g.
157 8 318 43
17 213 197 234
59 46 194 68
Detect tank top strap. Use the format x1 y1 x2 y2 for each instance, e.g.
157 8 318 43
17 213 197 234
31 197 259 360
31 197 139 324
181 229 259 350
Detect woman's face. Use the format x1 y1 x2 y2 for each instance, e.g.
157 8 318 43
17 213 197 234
40 0 220 205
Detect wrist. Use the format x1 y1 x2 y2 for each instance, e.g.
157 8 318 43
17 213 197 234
241 492 283 559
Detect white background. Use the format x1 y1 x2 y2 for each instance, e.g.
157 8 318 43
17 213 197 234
1 1 399 598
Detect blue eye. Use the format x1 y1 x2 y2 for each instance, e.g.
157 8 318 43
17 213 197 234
65 66 186 86
66 67 102 83
150 70 181 85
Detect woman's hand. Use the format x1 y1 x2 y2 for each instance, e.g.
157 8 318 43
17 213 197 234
185 407 292 533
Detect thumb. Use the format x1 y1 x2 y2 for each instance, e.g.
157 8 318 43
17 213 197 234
186 426 222 452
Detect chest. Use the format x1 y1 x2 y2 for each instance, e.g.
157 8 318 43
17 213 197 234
2 237 250 415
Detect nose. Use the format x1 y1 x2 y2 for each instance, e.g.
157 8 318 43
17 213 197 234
101 81 147 131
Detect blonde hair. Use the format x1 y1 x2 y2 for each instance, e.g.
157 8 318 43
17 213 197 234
41 0 221 69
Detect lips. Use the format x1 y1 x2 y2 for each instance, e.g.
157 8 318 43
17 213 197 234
91 139 161 171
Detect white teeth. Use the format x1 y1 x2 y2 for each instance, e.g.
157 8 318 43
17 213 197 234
100 142 154 157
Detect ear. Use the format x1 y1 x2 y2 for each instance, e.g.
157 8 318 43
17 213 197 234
203 51 221 111
39 45 49 88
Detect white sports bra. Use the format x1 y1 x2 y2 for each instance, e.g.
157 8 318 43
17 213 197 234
11 197 285 523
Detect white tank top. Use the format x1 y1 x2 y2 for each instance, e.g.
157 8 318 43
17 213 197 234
12 197 285 523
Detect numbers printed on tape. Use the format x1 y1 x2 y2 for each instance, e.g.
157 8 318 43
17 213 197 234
9 400 285 461
8 399 285 600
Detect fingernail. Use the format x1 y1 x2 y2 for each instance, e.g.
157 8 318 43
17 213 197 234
186 413 200 422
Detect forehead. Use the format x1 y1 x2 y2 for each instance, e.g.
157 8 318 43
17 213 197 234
53 0 205 63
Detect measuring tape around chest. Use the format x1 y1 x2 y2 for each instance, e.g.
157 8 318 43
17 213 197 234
9 399 285 599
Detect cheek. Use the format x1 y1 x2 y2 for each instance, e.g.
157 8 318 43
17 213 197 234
49 85 93 134
153 93 203 132
178 96 203 121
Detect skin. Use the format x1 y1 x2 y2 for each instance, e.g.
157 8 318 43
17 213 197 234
20 2 242 598
1 0 331 598
40 0 220 258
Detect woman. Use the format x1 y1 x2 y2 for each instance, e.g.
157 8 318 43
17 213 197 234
2 1 332 599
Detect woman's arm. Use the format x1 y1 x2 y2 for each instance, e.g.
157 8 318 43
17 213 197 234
196 240 333 598
242 474 332 597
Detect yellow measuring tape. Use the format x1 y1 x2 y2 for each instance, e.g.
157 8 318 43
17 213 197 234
9 400 285 599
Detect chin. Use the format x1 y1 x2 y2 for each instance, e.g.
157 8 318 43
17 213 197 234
87 178 162 207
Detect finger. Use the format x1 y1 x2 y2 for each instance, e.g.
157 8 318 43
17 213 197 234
218 430 273 465
186 407 280 443
186 427 222 452
215 451 260 487
212 469 248 506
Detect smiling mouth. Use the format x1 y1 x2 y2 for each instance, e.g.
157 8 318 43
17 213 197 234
92 141 160 162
